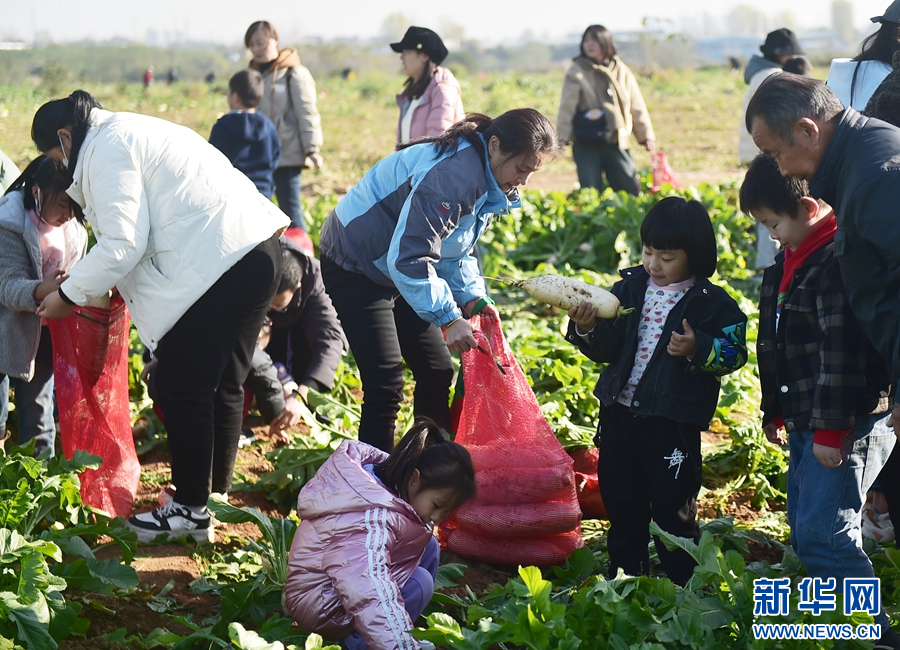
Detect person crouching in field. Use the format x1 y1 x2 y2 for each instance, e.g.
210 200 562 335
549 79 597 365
742 155 898 646
0 156 86 455
283 418 475 649
209 69 281 200
565 197 748 586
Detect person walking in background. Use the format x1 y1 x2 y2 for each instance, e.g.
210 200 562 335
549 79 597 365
827 0 900 110
246 20 323 231
142 66 153 91
0 157 87 455
30 90 288 543
318 109 559 452
556 25 655 196
391 26 465 145
738 28 804 272
209 69 281 199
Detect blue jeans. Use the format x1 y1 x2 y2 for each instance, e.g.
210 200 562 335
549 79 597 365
0 327 56 455
273 166 305 230
343 535 440 650
787 412 894 627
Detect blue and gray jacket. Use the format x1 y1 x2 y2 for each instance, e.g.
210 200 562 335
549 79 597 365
319 134 519 327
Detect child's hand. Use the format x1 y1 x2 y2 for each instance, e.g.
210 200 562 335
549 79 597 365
33 270 67 302
35 291 75 319
813 442 843 468
668 319 697 357
764 422 787 445
269 396 304 443
140 356 158 383
568 301 598 333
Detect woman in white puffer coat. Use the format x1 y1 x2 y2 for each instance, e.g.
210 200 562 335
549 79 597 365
30 90 289 544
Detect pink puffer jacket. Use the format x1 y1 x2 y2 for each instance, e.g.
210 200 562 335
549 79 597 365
396 66 465 143
283 440 433 649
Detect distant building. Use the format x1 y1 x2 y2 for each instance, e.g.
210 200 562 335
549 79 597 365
0 41 31 51
832 0 855 47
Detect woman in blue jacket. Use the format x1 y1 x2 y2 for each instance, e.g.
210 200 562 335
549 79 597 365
319 109 559 451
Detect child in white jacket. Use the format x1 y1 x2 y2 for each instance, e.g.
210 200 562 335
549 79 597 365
0 156 87 454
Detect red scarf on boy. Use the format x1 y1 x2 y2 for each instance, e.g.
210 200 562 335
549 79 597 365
777 215 838 309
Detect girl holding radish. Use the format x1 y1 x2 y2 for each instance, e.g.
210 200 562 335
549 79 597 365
565 196 748 586
283 417 476 650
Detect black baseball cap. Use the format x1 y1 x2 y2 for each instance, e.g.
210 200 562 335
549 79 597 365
760 28 804 57
872 0 900 23
390 27 449 65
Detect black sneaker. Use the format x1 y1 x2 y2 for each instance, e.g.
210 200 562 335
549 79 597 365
238 429 257 448
875 627 900 650
127 501 213 543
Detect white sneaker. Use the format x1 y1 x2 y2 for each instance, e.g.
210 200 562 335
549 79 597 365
127 500 214 544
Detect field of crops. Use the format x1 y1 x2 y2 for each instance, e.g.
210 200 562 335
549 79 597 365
0 70 896 650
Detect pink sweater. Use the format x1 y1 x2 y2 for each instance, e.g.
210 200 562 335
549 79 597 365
396 66 465 143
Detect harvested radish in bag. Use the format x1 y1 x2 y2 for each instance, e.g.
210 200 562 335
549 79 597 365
441 314 583 566
48 293 140 518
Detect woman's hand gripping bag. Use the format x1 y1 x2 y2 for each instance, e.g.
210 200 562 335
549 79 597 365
440 314 583 566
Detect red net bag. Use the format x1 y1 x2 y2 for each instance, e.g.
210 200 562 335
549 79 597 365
650 150 682 193
441 315 583 566
569 447 607 519
48 294 140 518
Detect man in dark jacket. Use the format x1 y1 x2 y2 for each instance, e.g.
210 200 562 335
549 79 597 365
243 237 346 442
746 73 900 387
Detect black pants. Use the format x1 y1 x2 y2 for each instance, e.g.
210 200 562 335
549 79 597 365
321 256 453 452
572 139 641 196
154 235 282 506
597 402 702 586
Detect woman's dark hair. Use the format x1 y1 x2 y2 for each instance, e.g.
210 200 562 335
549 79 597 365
245 21 278 48
739 154 809 218
401 59 437 101
397 109 561 163
640 196 718 278
277 248 304 294
31 90 102 180
4 155 83 223
375 417 476 509
855 21 900 64
579 25 617 61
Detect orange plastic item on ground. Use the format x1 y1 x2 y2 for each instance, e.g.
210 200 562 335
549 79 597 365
48 294 140 518
440 314 583 566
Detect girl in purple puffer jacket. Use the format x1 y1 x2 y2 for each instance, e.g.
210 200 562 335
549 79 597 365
283 418 476 649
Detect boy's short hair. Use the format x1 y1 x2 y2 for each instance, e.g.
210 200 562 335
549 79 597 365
740 154 809 217
640 196 718 278
782 56 813 76
277 248 304 294
229 70 265 109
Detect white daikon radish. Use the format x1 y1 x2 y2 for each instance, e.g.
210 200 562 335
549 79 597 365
489 275 631 318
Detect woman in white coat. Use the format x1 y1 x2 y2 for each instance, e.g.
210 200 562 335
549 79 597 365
31 91 289 543
827 0 900 110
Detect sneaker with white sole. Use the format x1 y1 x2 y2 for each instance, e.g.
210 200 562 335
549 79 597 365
127 500 214 544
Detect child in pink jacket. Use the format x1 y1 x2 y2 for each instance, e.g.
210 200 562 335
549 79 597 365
283 418 476 649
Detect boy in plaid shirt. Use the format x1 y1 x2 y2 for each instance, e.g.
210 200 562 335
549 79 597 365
742 155 897 644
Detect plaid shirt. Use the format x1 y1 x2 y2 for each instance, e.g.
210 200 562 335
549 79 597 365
758 244 891 433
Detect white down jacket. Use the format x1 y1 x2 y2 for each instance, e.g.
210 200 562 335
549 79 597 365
60 108 290 349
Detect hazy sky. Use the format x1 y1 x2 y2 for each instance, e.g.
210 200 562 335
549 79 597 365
0 0 890 45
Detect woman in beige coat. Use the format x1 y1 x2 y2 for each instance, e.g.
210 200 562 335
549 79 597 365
556 25 654 196
246 20 324 230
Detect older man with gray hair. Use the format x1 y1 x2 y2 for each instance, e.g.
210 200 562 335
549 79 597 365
746 73 900 384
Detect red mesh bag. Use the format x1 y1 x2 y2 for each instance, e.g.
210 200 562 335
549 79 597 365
48 294 140 518
650 150 682 193
441 315 583 566
569 447 607 519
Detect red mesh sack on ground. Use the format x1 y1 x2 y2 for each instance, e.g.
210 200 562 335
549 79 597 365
48 294 140 518
441 315 583 566
569 447 607 519
650 150 682 193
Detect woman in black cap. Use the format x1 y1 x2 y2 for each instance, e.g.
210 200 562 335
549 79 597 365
391 26 465 145
738 28 803 166
827 0 900 110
